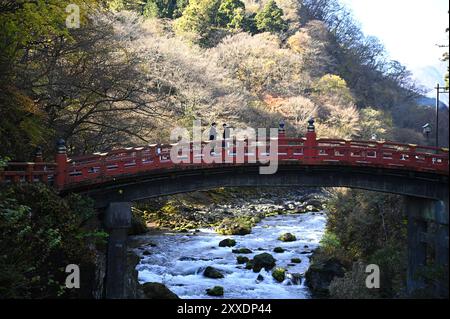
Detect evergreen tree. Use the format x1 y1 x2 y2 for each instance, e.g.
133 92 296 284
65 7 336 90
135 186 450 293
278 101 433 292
255 0 287 33
175 0 221 38
143 0 178 18
217 0 245 29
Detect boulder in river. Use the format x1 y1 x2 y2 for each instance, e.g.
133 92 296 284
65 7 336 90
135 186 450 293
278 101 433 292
305 258 345 296
142 283 179 299
142 250 151 256
219 238 237 247
232 248 252 254
204 266 224 279
291 258 302 264
287 273 302 285
278 233 297 242
256 274 265 283
273 247 285 253
206 286 224 297
236 256 250 264
272 268 287 283
252 253 276 272
215 217 252 235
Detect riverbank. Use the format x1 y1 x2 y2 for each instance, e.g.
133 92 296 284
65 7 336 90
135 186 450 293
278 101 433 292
133 187 327 234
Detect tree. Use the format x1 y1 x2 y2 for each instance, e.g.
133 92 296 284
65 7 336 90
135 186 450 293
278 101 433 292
315 74 354 105
174 0 221 43
217 0 245 29
358 107 393 141
255 0 287 33
143 0 178 18
108 0 146 12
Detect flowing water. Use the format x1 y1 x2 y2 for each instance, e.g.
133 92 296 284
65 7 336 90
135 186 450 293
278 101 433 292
133 212 327 299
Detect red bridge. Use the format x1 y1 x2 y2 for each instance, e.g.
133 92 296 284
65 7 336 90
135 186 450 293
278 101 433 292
1 119 448 299
1 121 448 191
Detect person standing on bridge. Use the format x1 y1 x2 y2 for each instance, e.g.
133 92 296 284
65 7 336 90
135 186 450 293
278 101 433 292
209 122 217 155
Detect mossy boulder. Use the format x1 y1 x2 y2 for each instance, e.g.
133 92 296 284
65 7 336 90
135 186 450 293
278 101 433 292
272 268 287 283
237 256 250 264
252 253 276 272
305 258 345 296
291 258 302 264
215 217 253 235
219 238 237 247
206 286 224 297
278 233 297 242
142 282 179 299
245 260 254 270
273 247 285 253
204 266 224 279
232 248 252 254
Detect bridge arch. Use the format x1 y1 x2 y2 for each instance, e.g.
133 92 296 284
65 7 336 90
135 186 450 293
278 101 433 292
67 164 448 208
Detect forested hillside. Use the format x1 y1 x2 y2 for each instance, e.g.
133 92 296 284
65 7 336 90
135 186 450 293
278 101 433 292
1 0 448 162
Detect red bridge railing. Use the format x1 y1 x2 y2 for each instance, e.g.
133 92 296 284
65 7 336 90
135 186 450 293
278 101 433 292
1 122 448 190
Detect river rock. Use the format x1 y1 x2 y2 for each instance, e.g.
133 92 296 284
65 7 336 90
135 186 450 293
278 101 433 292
204 266 224 279
206 286 224 297
245 260 254 270
215 218 252 236
272 268 287 283
287 273 302 285
142 282 179 299
252 253 276 272
232 248 252 254
278 233 297 242
236 256 249 264
219 238 237 247
256 274 264 283
305 258 345 296
273 247 285 253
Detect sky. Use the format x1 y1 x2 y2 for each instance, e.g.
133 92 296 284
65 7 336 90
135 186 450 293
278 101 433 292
340 0 449 103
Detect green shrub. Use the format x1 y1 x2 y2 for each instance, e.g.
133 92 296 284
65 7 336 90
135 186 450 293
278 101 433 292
0 184 106 298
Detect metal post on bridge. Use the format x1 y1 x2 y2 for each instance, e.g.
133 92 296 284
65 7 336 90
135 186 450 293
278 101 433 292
55 139 68 189
34 146 43 163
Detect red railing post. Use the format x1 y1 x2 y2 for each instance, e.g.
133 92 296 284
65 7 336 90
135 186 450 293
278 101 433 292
304 118 318 164
55 139 68 189
135 149 143 171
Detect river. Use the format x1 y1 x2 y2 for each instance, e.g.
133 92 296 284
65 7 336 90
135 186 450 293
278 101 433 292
132 210 327 299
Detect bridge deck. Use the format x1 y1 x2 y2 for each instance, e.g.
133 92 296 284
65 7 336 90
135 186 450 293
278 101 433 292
1 134 448 192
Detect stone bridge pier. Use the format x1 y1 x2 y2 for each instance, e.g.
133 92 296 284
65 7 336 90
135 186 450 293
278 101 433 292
104 202 132 299
406 196 449 297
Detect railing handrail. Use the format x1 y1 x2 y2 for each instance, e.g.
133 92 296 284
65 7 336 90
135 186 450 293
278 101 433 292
1 129 448 190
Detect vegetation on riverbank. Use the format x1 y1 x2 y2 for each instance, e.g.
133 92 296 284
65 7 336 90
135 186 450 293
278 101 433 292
0 184 108 298
306 188 448 299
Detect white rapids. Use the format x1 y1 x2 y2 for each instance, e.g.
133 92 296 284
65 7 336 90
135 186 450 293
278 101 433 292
133 212 327 299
